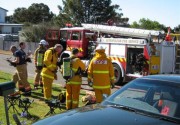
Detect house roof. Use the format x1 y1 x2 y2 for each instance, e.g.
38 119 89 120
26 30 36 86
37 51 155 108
0 7 8 12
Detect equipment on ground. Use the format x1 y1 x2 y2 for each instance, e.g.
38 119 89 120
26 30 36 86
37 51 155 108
19 98 34 118
57 91 66 103
7 94 21 113
44 99 62 117
81 91 96 106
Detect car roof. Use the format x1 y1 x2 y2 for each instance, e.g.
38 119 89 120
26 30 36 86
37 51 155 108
139 74 180 84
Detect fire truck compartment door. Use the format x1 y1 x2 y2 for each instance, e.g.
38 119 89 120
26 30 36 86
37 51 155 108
160 43 175 73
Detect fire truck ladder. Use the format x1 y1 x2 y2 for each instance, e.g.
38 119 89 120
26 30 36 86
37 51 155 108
175 44 180 74
82 23 165 39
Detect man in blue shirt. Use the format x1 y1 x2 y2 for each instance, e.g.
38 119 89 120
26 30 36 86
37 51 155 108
11 42 32 95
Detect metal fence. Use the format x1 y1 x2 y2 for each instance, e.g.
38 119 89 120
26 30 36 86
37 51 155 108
0 40 39 54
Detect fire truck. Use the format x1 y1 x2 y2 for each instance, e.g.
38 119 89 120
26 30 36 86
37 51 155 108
46 24 176 85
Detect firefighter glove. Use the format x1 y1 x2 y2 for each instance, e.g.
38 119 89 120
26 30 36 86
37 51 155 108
36 66 43 70
25 57 32 63
10 62 16 67
111 83 115 89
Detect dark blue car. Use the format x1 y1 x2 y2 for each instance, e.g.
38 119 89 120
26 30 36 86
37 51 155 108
33 75 180 125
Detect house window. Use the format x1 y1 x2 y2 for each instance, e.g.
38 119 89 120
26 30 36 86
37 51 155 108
0 14 2 21
12 27 22 34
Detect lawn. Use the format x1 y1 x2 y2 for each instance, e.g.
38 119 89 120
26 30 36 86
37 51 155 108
0 71 86 125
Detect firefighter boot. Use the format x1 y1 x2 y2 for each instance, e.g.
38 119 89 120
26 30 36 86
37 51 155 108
34 84 38 90
23 86 32 96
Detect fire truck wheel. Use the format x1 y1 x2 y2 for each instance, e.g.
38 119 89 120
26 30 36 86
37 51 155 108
113 64 123 85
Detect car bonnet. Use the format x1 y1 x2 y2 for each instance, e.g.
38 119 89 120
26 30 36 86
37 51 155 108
33 104 178 125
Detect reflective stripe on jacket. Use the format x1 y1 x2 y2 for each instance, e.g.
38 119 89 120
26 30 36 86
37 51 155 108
34 47 46 66
88 49 115 89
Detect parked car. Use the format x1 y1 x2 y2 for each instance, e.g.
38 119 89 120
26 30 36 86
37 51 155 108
33 75 180 125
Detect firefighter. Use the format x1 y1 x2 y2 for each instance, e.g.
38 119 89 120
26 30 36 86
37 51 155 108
11 42 32 95
88 46 115 103
66 48 85 110
33 39 48 89
41 44 63 101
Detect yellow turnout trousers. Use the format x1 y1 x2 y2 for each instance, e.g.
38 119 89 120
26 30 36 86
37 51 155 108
12 64 31 91
42 76 53 100
94 88 111 103
66 84 81 110
34 68 43 86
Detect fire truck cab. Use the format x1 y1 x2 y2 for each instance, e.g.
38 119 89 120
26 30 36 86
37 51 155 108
59 27 96 59
46 27 96 59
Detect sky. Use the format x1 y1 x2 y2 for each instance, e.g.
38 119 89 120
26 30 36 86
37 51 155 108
0 0 179 28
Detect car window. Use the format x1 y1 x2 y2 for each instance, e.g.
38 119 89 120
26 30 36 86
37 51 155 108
104 78 180 119
67 32 71 40
60 30 67 40
113 88 147 103
72 31 81 40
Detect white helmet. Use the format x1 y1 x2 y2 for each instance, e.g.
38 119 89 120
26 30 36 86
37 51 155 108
95 45 105 50
39 39 47 45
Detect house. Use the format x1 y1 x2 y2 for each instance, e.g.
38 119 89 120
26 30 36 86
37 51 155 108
0 7 23 35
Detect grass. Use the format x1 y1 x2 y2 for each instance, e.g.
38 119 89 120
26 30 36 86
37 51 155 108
0 71 86 125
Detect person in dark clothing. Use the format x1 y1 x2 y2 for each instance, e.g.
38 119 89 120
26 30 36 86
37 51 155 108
11 42 32 95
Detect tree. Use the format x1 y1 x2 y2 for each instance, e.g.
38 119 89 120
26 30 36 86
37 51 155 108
131 21 140 28
5 3 60 43
27 3 54 24
174 24 180 33
19 23 52 43
12 3 54 24
5 15 14 23
130 18 166 30
57 0 124 26
52 5 72 27
13 8 29 23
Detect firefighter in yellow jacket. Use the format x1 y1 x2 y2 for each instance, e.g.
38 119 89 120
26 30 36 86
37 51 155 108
66 48 85 110
41 44 63 100
88 46 115 103
33 39 48 89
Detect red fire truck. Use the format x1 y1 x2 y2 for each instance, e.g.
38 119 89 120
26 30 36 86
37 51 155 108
45 24 176 85
46 27 96 57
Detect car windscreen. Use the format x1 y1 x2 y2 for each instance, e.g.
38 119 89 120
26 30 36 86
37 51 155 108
103 78 180 119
